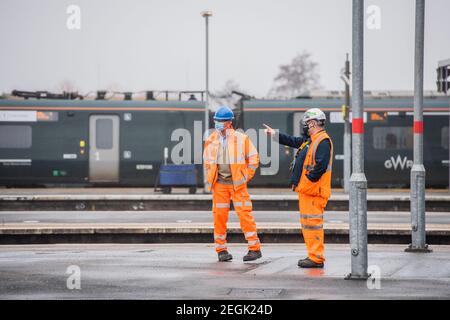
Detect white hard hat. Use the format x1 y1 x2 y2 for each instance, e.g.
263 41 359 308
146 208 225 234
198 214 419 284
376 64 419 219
303 108 326 123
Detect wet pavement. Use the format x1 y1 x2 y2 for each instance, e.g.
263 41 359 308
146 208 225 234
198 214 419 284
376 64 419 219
1 243 449 299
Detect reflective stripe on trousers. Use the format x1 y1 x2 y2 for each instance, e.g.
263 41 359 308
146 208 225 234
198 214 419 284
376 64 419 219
301 213 323 230
302 224 323 230
214 233 227 240
301 214 324 219
233 201 252 208
244 231 256 238
247 239 260 246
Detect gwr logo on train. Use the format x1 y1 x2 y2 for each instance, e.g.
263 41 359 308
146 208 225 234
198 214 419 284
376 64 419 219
384 155 413 171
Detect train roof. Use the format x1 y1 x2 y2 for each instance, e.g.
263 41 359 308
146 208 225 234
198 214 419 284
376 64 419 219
0 99 206 112
243 97 450 112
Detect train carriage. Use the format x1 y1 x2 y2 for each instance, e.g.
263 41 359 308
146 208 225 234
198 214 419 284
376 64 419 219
0 99 205 187
242 96 450 188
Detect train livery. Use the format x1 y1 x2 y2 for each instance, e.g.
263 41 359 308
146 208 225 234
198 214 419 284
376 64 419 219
0 94 449 188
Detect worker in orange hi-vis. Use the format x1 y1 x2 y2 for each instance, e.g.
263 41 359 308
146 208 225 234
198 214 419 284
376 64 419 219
264 108 333 268
203 105 261 262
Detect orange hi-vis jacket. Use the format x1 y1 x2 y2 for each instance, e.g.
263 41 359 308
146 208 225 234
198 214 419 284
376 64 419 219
297 130 333 199
203 129 259 192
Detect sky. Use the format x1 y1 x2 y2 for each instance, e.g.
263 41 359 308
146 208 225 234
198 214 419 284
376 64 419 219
1 0 449 98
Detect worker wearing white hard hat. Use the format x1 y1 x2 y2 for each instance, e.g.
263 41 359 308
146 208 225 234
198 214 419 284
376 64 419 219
264 107 333 268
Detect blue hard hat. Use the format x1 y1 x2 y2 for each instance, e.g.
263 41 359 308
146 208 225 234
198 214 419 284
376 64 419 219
213 106 234 121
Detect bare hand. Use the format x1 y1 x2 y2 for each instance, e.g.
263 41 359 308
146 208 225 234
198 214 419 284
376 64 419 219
263 123 275 136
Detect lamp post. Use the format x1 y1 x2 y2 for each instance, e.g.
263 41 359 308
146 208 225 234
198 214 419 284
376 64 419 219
201 10 212 192
406 0 431 253
345 0 369 280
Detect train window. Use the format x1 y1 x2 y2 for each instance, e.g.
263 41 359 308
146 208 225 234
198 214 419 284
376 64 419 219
373 126 413 150
96 119 113 149
442 127 449 150
0 125 32 149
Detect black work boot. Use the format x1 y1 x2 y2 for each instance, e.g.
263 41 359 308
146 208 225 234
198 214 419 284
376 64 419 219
298 257 324 268
243 250 262 262
218 250 233 262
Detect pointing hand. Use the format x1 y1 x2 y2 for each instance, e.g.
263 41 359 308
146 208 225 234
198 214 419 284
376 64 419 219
263 123 275 137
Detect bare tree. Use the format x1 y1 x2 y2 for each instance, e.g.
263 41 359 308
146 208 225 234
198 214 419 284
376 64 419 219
210 79 249 109
268 51 321 99
212 79 241 98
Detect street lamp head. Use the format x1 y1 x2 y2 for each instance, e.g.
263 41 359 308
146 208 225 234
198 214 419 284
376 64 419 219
201 10 212 18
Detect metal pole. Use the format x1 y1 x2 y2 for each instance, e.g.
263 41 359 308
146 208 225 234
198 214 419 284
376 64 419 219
345 0 369 280
406 0 431 253
343 54 351 193
205 14 210 133
438 60 450 191
201 11 212 193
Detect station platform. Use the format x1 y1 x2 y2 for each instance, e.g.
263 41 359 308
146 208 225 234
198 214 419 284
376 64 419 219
1 188 449 211
1 208 450 244
1 243 449 299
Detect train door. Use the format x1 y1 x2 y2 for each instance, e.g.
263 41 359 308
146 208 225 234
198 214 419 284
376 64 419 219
293 112 304 137
89 115 120 182
292 111 304 163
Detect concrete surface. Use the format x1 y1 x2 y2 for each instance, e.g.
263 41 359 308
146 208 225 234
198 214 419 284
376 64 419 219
2 188 450 201
1 243 450 299
1 187 449 196
1 210 449 244
2 188 450 211
1 210 449 225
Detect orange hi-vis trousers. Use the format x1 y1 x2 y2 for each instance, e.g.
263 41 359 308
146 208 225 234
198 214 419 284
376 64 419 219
299 193 327 264
212 182 261 253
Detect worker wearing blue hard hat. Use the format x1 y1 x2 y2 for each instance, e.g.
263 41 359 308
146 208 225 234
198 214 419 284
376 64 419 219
213 105 235 121
204 105 262 262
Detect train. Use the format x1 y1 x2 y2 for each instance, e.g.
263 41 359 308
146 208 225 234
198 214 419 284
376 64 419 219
0 92 449 188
